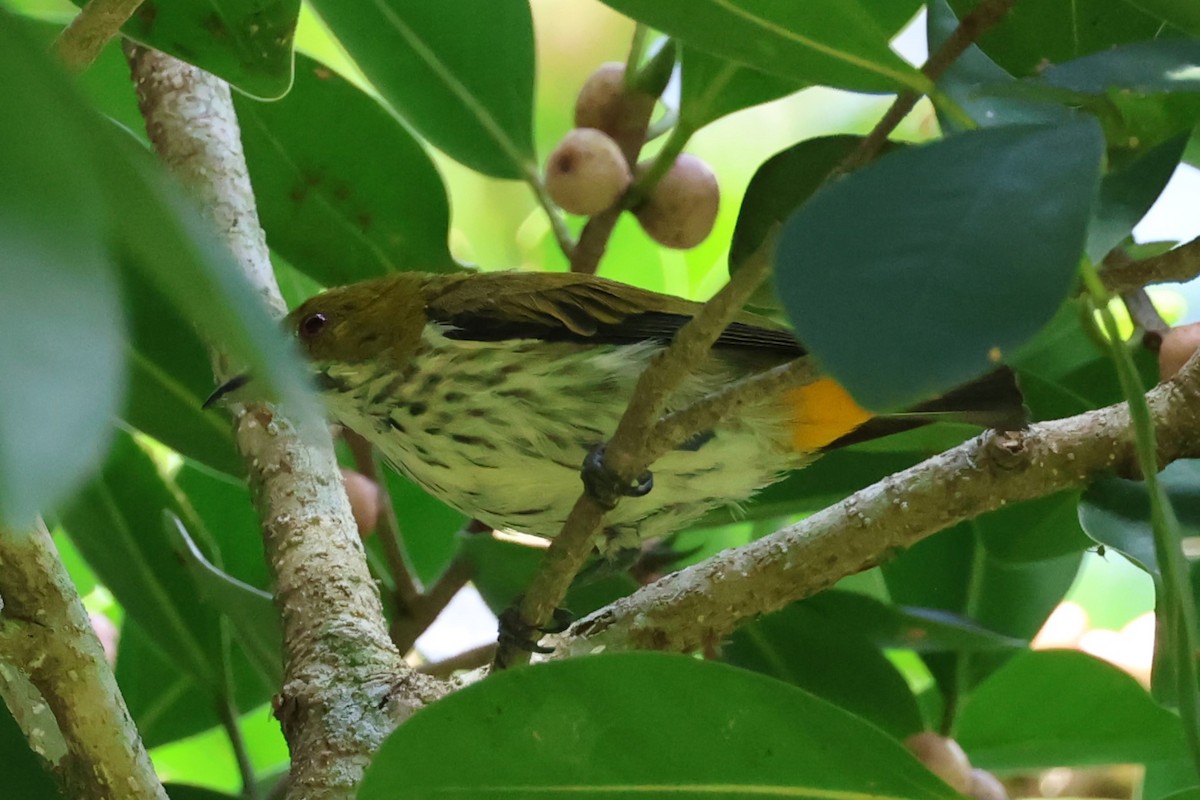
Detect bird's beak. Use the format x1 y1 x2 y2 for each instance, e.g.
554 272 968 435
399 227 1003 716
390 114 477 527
202 373 253 409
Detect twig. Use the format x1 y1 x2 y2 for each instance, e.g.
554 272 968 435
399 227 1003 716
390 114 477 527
0 520 166 800
1102 237 1200 294
125 45 448 799
218 694 261 800
1121 289 1170 351
389 557 475 655
420 643 497 679
550 351 1200 657
493 255 773 670
836 0 1017 176
343 430 422 609
643 360 819 466
52 0 143 73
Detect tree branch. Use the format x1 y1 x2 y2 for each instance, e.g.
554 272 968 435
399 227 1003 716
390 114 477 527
1102 236 1200 294
125 46 447 799
550 355 1200 657
0 520 166 800
494 253 773 669
52 0 143 73
837 0 1016 176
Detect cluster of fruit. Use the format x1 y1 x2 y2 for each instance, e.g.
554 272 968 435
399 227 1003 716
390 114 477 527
544 62 720 250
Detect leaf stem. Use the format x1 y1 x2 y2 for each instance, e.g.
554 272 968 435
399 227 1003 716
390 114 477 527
1079 258 1200 781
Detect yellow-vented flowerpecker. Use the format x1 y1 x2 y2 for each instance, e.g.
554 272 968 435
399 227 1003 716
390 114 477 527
263 271 1025 554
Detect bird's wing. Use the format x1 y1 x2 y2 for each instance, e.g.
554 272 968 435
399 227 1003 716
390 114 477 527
422 271 803 354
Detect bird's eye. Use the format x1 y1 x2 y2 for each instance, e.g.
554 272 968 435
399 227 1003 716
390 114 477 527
299 312 328 340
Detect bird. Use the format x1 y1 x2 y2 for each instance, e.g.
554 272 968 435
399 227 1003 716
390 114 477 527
215 270 1026 555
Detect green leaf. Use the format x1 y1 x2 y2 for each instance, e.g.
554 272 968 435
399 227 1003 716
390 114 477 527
163 513 282 687
1126 0 1200 35
309 0 535 179
360 653 965 799
731 135 869 273
957 650 1189 769
1039 39 1200 96
679 48 804 132
598 0 926 94
104 0 299 99
0 703 60 800
883 522 1082 720
775 121 1104 411
803 591 1025 653
121 263 243 476
948 0 1167 78
236 53 457 285
0 16 125 528
725 601 925 739
1088 134 1188 262
977 491 1093 563
60 432 221 689
927 0 1076 133
166 785 241 800
106 144 322 432
382 466 466 586
1078 461 1200 577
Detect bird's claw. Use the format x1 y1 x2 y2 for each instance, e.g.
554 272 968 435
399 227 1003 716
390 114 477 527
581 443 654 510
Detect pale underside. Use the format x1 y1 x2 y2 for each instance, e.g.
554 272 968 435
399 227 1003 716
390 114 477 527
319 325 805 554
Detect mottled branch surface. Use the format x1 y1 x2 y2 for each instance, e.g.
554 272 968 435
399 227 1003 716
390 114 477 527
1102 236 1200 294
125 47 446 799
552 356 1200 657
0 521 165 800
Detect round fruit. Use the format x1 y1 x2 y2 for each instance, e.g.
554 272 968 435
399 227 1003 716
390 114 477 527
904 732 972 794
968 768 1009 800
1158 321 1200 380
545 128 632 216
634 154 719 249
341 468 381 536
575 62 656 144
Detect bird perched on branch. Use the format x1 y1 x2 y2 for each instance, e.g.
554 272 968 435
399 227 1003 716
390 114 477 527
211 270 1026 555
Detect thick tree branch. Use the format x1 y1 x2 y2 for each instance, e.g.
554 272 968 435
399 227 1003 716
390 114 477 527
551 356 1200 657
125 46 446 799
0 521 165 800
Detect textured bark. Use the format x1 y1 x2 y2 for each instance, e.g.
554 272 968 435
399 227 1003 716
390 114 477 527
0 521 166 800
552 356 1200 657
125 47 447 799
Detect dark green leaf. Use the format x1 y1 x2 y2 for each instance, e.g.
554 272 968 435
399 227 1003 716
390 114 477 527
1089 135 1188 262
725 601 925 738
382 466 466 586
803 591 1025 653
679 48 804 132
1126 0 1200 34
1078 461 1200 577
164 513 282 686
121 262 243 476
310 0 535 179
884 522 1082 720
360 653 964 799
236 53 457 285
731 135 868 273
978 491 1093 563
598 0 925 93
775 121 1104 411
60 432 221 688
0 701 60 799
927 0 1077 133
1040 40 1200 96
957 650 1189 769
108 0 299 99
948 0 1166 78
0 17 125 527
106 144 322 432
